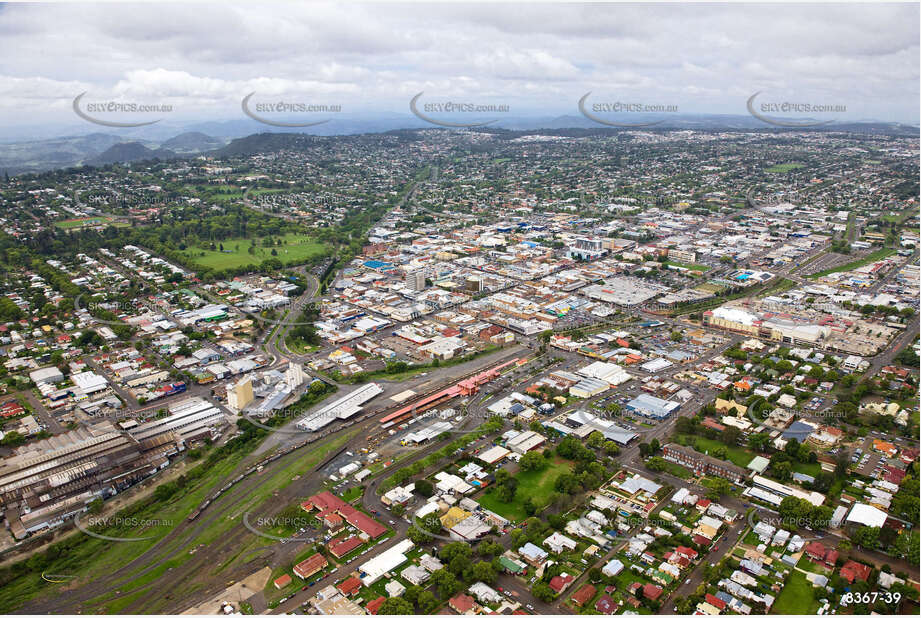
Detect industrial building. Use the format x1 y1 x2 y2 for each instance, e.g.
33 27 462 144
296 383 383 431
0 421 152 538
129 397 227 445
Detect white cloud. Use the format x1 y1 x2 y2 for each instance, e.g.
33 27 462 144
0 2 915 127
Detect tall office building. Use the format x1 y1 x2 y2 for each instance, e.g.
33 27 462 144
405 269 426 291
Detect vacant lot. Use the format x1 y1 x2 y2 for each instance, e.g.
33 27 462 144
181 233 327 270
664 260 710 272
477 459 572 521
772 571 819 614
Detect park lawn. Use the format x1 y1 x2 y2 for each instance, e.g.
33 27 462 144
881 207 919 224
792 460 823 477
477 460 573 521
181 232 328 270
765 163 805 173
660 460 693 479
808 247 897 279
772 571 820 614
677 434 754 468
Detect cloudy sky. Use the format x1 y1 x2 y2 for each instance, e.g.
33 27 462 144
0 2 917 137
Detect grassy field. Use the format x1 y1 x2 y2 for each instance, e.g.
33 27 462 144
765 163 805 173
808 247 896 279
664 260 710 272
756 277 797 298
772 571 819 614
180 233 327 270
677 434 754 468
881 207 919 224
791 461 823 477
477 459 573 521
660 460 693 479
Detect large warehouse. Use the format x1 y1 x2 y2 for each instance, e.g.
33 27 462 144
0 421 152 537
626 393 680 419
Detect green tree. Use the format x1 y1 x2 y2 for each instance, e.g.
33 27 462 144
519 450 547 472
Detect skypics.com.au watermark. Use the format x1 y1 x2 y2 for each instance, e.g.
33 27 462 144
242 513 317 542
745 510 830 542
74 513 174 542
73 93 172 127
747 92 846 127
579 92 678 128
241 93 341 127
410 92 509 128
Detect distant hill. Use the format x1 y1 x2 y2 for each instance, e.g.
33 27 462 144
89 142 178 166
0 116 916 175
160 131 224 153
216 132 323 157
0 132 136 174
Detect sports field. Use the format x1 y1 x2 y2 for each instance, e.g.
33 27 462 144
54 216 113 228
765 163 805 173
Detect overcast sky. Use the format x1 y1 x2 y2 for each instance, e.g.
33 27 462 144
0 2 917 136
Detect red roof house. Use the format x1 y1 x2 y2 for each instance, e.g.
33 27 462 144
549 573 575 594
840 560 871 584
449 593 477 614
337 576 362 597
705 594 727 610
595 594 617 615
365 596 386 614
571 584 596 607
273 574 292 589
642 584 663 601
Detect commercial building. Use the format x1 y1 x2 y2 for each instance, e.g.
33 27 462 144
70 371 109 395
626 393 680 419
358 539 414 585
29 366 64 385
747 475 825 506
506 430 546 454
405 269 427 291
